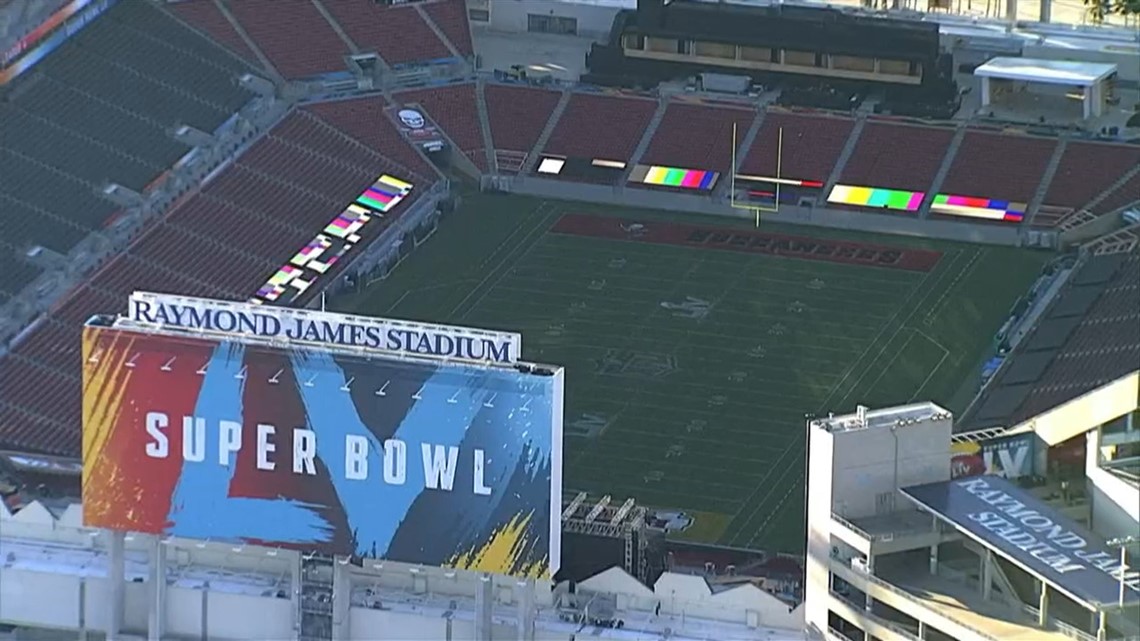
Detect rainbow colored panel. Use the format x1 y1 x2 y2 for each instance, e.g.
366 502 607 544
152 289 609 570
289 236 332 267
827 184 923 212
932 194 1025 222
356 175 414 213
324 204 371 239
639 165 718 191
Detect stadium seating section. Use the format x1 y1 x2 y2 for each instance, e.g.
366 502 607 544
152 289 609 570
641 102 753 174
740 112 855 182
170 0 472 78
542 93 657 165
1090 170 1140 216
941 131 1057 204
1013 253 1140 422
396 83 487 169
0 107 437 457
1043 142 1140 210
225 0 350 80
304 97 438 181
421 0 474 58
0 0 256 296
840 121 954 193
484 84 562 172
166 0 261 65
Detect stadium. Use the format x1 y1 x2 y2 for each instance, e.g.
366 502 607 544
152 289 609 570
0 0 1137 639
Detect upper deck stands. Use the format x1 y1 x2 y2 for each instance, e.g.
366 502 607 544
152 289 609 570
397 84 486 169
641 102 752 173
840 122 954 192
940 131 1057 204
167 0 261 65
1043 142 1140 210
226 0 350 79
739 111 856 182
1090 171 1140 216
304 97 438 182
542 93 657 164
321 0 451 66
420 0 473 57
0 110 420 457
0 1 256 259
484 84 562 171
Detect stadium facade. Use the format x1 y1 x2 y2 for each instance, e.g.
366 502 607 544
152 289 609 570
804 387 1140 641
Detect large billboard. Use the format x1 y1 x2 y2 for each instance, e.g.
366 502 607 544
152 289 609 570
903 476 1140 608
950 432 1035 480
81 324 563 578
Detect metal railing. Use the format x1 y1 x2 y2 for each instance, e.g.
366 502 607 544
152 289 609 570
831 512 943 543
829 589 920 641
836 561 1003 641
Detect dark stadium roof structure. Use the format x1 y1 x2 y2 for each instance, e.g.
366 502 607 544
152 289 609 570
960 250 1140 430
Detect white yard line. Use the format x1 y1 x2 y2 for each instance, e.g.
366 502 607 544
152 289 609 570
449 202 556 320
725 261 943 546
738 255 961 547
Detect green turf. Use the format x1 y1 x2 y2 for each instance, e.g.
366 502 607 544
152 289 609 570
334 193 1048 554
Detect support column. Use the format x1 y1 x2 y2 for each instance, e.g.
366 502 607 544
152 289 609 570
865 554 875 613
982 548 994 600
475 574 494 641
1039 0 1051 22
1097 610 1107 641
291 553 303 641
108 531 125 641
1038 581 1049 626
332 560 353 641
517 579 535 641
148 537 167 641
918 620 926 640
928 545 938 576
981 77 992 109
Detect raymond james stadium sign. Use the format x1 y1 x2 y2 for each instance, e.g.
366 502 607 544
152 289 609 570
123 292 522 365
905 476 1140 606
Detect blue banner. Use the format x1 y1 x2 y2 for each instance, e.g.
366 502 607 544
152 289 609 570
903 476 1140 607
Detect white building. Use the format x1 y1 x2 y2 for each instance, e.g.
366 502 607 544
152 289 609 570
0 493 808 641
804 400 1140 641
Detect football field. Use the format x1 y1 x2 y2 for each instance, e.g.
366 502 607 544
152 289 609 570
335 193 1047 554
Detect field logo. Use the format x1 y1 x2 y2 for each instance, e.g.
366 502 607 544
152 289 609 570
621 222 648 237
660 296 710 320
567 413 612 439
594 349 677 378
647 510 693 533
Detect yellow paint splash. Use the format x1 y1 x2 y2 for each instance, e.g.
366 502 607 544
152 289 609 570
81 327 136 520
448 512 549 579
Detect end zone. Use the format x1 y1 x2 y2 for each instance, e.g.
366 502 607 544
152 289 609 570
550 213 944 272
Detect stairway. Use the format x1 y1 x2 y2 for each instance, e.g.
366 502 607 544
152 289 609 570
820 115 868 201
415 2 464 60
299 554 334 641
475 80 497 172
211 0 281 80
1023 138 1068 226
918 124 968 219
619 97 670 184
311 0 360 55
519 89 572 175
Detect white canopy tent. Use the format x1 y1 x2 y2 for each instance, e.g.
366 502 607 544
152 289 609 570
975 57 1118 119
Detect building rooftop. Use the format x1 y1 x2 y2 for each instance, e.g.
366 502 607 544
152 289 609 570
813 402 951 433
